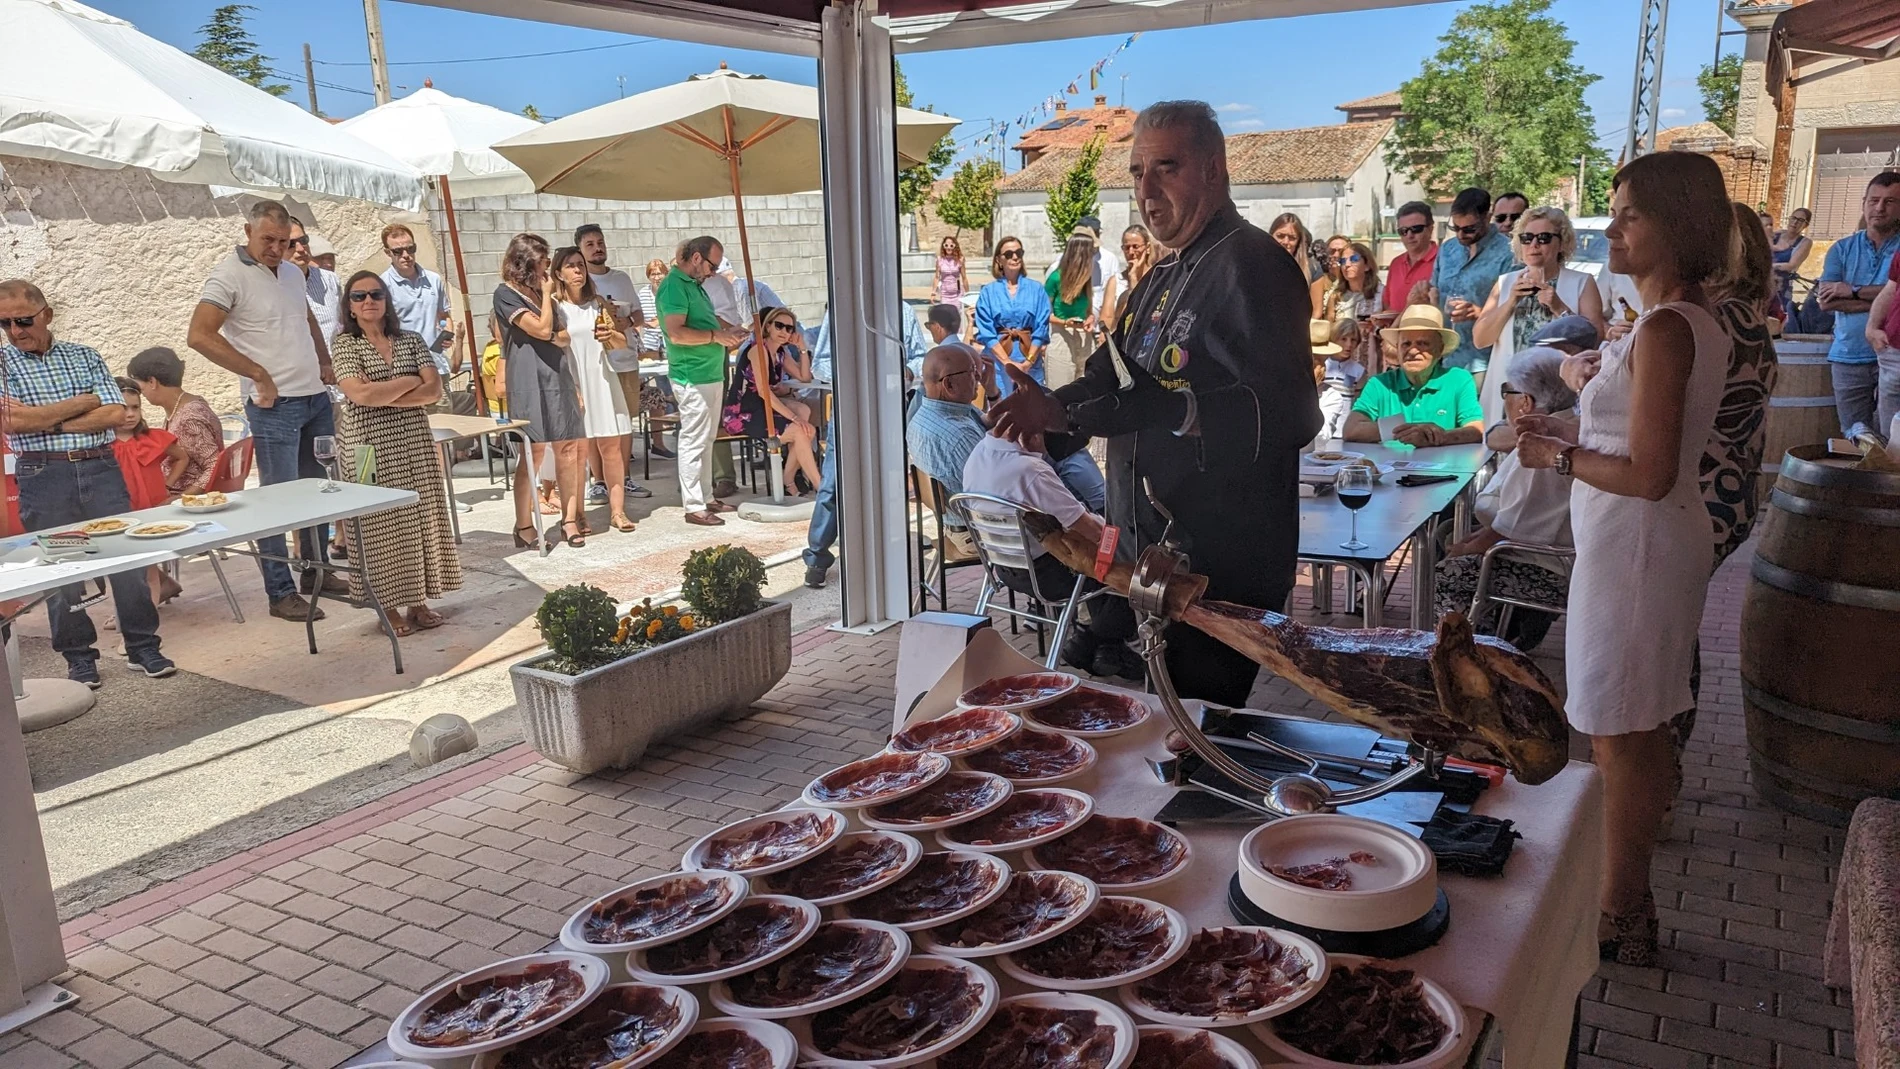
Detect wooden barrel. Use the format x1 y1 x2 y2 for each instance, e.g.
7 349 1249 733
1760 335 1840 504
1741 445 1900 825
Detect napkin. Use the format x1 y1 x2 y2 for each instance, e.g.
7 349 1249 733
1420 808 1521 876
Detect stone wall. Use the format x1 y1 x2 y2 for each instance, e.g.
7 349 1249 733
425 190 831 330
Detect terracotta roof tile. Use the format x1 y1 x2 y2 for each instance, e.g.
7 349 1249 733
995 120 1392 193
1336 91 1402 111
1012 100 1139 154
1657 121 1733 150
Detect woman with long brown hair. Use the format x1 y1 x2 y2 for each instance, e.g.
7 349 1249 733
1317 239 1383 324
1270 213 1318 282
552 245 636 535
1309 234 1351 319
1513 152 1737 966
1044 231 1096 389
492 232 586 550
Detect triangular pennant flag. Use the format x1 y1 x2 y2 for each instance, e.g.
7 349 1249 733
1089 68 1100 90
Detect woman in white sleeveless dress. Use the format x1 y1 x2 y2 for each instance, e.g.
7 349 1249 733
553 246 635 537
1472 206 1607 426
1514 153 1736 967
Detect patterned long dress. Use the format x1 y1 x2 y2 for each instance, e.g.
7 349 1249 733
330 330 463 609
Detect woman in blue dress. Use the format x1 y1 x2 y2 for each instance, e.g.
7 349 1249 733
974 235 1051 400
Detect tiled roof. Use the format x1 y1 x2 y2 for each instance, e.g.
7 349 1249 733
995 120 1392 193
1658 121 1734 150
1012 98 1138 154
1336 91 1402 111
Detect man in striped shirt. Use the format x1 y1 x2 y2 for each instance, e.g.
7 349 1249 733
0 280 174 688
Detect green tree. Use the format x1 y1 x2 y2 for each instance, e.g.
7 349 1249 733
1698 53 1743 136
894 61 954 220
1044 136 1105 251
1387 0 1600 202
937 159 1004 248
521 104 544 122
192 5 288 97
1581 146 1613 215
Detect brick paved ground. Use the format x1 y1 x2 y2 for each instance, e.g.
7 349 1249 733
3 549 1854 1069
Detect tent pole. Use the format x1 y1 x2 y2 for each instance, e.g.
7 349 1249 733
724 106 779 438
437 175 486 415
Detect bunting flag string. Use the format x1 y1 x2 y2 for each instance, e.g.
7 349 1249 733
1004 31 1143 141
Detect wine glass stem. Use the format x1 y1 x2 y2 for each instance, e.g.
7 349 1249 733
1350 511 1358 546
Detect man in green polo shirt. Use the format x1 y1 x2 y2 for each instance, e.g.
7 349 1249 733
659 235 748 526
1344 303 1485 447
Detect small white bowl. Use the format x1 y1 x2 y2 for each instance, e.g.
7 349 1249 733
558 869 750 954
935 788 1094 854
997 897 1189 992
683 808 846 876
757 831 923 906
386 952 610 1061
1237 814 1437 933
959 729 1098 786
1026 816 1193 893
801 751 952 810
957 671 1080 712
1134 1025 1261 1069
1250 956 1466 1069
914 870 1100 958
1023 687 1153 738
707 919 911 1020
889 707 1022 758
859 772 1014 833
669 1016 800 1069
469 982 697 1069
939 992 1139 1069
839 850 1015 932
1116 927 1330 1029
626 896 821 986
788 954 1000 1069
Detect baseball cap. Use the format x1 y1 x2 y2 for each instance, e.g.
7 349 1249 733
306 234 336 257
1528 314 1599 350
1078 215 1102 236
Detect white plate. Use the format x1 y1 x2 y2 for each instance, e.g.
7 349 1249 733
997 898 1190 991
1237 814 1437 933
627 896 822 985
386 951 610 1061
914 870 1100 958
1250 956 1466 1069
788 954 1000 1069
959 730 1098 787
859 772 1014 833
1134 1025 1261 1069
758 831 923 906
939 992 1138 1069
558 869 750 954
839 850 1015 932
801 751 951 810
667 1016 800 1069
1303 450 1366 466
126 522 199 539
683 808 847 876
177 499 231 513
1026 816 1193 893
956 671 1080 712
470 982 697 1069
707 919 911 1020
1022 687 1153 739
76 519 134 536
934 788 1094 854
1116 927 1330 1029
889 707 1022 758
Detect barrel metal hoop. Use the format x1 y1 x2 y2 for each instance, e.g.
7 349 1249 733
1766 396 1838 407
1768 487 1900 527
1747 772 1854 827
1750 557 1900 611
1748 746 1900 805
1777 448 1900 494
1743 681 1900 743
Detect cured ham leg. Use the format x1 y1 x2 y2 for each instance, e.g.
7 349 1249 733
1027 515 1569 785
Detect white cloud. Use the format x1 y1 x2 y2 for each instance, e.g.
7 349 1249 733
1215 102 1256 114
1661 107 1687 119
1227 118 1267 130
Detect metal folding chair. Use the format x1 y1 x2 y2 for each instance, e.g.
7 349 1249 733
948 492 1098 669
909 467 982 613
1467 539 1575 637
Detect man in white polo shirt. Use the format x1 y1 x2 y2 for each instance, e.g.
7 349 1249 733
186 199 341 622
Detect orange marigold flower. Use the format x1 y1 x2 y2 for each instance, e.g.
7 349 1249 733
680 615 696 631
663 605 679 617
646 619 663 638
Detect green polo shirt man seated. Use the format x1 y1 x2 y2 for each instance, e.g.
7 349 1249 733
1344 304 1485 447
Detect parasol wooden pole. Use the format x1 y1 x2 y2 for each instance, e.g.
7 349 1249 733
437 174 487 415
1766 74 1798 222
722 105 778 438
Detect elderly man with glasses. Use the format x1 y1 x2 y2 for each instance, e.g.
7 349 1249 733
1427 187 1516 387
1343 304 1485 447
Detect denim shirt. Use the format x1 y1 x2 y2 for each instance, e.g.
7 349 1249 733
1430 228 1515 373
1819 228 1900 364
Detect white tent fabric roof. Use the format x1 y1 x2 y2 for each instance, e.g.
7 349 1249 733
337 86 540 198
0 0 424 208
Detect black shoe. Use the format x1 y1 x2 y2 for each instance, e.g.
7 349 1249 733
67 659 101 690
1060 632 1100 673
1092 642 1146 682
299 571 349 596
649 443 677 460
804 564 829 589
126 648 177 679
269 595 326 622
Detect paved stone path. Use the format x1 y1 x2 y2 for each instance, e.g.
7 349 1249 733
0 548 1855 1068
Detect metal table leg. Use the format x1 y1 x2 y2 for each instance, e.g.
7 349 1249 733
1412 520 1438 630
439 442 463 545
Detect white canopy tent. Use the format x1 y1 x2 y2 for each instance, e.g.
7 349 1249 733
0 0 424 208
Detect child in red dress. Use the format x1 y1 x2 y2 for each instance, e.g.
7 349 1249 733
112 378 188 603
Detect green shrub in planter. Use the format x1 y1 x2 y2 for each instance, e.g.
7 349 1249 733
682 544 767 624
536 583 619 673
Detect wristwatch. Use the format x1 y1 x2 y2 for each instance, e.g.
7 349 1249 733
1555 446 1577 477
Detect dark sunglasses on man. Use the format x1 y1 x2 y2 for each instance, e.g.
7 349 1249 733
288 236 311 248
386 244 418 258
1397 223 1431 237
1452 223 1486 238
1 309 44 330
1495 211 1524 226
1516 232 1558 246
349 288 387 303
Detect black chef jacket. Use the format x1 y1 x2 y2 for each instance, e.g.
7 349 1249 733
1048 205 1319 706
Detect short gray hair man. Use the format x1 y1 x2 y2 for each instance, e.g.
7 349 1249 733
1131 100 1227 175
246 199 292 227
1506 345 1578 414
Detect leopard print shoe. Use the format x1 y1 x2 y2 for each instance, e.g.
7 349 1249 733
1599 891 1659 967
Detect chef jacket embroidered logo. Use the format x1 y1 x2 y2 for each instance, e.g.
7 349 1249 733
1166 310 1196 346
1160 343 1188 373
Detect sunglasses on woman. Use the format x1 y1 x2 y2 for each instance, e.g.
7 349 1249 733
1000 249 1024 260
1516 232 1558 246
1333 254 1363 265
769 321 797 334
349 288 387 303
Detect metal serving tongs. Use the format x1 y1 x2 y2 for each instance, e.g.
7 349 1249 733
1129 485 1440 818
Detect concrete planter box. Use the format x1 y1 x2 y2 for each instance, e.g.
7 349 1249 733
510 600 793 775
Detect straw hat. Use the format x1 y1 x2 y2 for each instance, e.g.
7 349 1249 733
1308 319 1342 356
1379 303 1461 355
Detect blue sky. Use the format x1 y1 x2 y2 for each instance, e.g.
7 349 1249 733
92 0 1735 164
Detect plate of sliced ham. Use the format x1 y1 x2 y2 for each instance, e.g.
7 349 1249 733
1117 926 1329 1028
